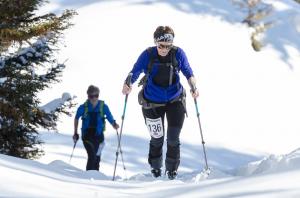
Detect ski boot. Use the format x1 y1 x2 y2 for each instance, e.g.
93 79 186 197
151 169 162 178
166 170 177 180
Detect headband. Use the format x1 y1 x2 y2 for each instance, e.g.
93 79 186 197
155 33 174 43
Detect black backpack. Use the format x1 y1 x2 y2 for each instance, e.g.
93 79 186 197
138 46 179 88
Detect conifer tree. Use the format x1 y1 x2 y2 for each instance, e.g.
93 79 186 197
0 0 76 159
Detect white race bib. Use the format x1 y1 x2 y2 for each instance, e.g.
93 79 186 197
146 117 164 138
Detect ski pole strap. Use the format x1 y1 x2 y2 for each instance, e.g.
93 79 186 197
188 77 197 93
122 73 132 119
125 73 133 87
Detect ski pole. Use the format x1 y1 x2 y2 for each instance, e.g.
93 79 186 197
112 73 132 181
116 129 128 179
112 93 129 180
194 98 209 170
69 140 78 163
189 82 209 171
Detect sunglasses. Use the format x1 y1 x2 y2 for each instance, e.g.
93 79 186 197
157 43 173 50
88 94 99 99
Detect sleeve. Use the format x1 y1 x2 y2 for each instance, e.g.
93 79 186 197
103 104 116 125
177 48 194 80
128 49 150 84
75 105 84 120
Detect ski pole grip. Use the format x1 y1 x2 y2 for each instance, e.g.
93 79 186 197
125 73 133 87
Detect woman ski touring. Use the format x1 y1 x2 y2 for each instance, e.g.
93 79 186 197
73 85 119 171
122 26 199 179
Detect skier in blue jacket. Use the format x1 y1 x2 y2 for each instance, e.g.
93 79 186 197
122 26 199 179
73 85 119 171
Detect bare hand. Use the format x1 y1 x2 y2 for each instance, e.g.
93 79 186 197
122 84 132 95
191 89 199 99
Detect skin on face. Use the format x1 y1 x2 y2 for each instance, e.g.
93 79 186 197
88 92 99 107
156 41 173 57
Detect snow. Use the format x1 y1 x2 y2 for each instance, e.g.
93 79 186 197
1 0 300 197
19 56 28 65
36 0 300 155
0 58 6 84
0 77 7 84
9 37 49 69
40 92 72 113
1 141 300 197
0 59 4 68
236 148 300 176
7 130 289 197
295 14 300 33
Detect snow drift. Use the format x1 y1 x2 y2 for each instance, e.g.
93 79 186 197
1 148 300 197
235 148 300 176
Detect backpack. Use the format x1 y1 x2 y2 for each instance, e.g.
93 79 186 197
138 46 179 88
83 100 106 131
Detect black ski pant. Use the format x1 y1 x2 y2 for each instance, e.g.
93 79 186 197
82 128 105 171
142 101 185 172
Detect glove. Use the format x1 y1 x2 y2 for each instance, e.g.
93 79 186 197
113 122 120 130
73 133 79 143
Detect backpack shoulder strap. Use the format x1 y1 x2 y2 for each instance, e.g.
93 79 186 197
83 100 89 118
171 46 179 71
138 47 156 87
146 47 156 74
99 100 106 132
99 100 105 119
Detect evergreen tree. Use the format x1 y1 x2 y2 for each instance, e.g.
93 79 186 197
0 0 76 159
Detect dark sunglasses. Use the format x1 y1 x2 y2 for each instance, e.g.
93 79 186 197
157 43 173 50
88 94 99 99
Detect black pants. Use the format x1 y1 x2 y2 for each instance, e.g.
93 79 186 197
82 128 104 171
142 101 185 172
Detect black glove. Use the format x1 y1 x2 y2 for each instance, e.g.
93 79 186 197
113 122 120 130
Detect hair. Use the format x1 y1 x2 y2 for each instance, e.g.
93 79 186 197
87 85 100 95
153 26 175 40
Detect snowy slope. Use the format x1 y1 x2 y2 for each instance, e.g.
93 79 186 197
38 0 300 155
1 147 300 197
1 0 300 197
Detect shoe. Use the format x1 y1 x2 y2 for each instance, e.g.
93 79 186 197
167 170 177 180
151 169 162 178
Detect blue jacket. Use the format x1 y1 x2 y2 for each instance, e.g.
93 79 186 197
75 100 115 136
130 46 194 103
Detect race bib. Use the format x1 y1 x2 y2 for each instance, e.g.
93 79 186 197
146 117 164 138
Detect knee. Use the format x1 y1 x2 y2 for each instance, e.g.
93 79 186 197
150 136 164 147
168 140 180 147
